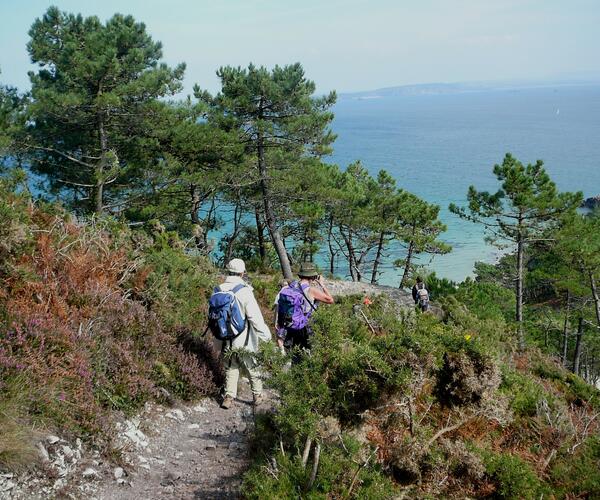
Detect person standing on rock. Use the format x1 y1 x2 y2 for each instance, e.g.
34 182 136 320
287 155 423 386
275 262 334 361
212 258 272 409
412 276 430 312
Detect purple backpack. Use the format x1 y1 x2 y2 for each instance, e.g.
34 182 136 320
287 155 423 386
277 281 316 332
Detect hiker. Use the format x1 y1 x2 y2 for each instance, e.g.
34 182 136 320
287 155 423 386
412 276 430 312
275 262 334 360
208 258 272 409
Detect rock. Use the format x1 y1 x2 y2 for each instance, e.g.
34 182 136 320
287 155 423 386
53 478 66 490
46 435 60 445
0 480 15 492
165 409 185 422
187 423 200 430
114 467 125 480
228 441 243 450
37 442 50 462
205 442 217 452
82 467 99 478
117 478 127 485
139 463 151 471
193 403 208 413
123 424 149 448
582 195 600 209
61 445 74 459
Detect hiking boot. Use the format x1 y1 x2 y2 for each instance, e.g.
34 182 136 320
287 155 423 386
220 395 234 409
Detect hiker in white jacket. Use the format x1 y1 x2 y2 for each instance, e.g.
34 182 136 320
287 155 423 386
216 258 272 409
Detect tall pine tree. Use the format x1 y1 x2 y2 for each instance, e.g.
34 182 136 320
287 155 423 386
25 7 185 213
450 153 582 349
197 63 336 279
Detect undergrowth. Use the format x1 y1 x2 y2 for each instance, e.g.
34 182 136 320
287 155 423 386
0 180 219 468
243 288 600 499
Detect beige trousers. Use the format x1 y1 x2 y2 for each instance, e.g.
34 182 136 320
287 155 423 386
224 351 263 398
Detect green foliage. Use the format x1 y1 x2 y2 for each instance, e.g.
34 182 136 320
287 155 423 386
450 153 582 348
25 6 185 213
422 271 457 300
0 70 26 158
454 279 515 321
550 435 600 498
242 438 397 499
140 231 215 330
482 451 546 499
500 368 547 417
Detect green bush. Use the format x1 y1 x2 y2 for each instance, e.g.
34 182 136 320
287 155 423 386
242 436 397 499
454 280 515 321
500 368 547 417
482 451 546 499
549 436 600 497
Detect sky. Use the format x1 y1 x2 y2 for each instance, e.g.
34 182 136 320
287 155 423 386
1 0 599 96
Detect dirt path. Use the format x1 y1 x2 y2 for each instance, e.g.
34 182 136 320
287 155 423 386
96 382 262 500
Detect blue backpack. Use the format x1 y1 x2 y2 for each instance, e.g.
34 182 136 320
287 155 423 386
276 281 316 332
207 284 246 341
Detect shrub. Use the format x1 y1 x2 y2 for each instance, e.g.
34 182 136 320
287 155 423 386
0 376 40 470
500 369 547 417
549 435 600 497
0 191 219 466
482 451 546 499
436 350 501 406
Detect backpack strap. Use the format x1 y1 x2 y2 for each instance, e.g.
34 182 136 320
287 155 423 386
231 283 251 346
298 282 318 312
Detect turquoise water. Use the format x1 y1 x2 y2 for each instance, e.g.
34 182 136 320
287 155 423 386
327 84 600 284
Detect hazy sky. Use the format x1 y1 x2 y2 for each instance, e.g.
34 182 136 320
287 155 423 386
1 0 599 95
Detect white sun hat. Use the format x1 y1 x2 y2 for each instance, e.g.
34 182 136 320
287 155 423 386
226 258 246 274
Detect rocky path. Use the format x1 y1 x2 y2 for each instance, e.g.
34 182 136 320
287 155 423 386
2 382 262 500
96 382 260 500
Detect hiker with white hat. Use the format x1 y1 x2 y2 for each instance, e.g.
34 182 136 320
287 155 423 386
208 258 272 409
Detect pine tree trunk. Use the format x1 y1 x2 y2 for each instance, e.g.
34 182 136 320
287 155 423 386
224 201 242 264
589 272 600 327
399 240 415 288
371 231 386 284
561 291 571 366
516 224 525 351
190 184 205 251
327 215 336 275
95 112 108 214
257 130 292 280
573 316 584 375
255 208 267 265
341 227 358 281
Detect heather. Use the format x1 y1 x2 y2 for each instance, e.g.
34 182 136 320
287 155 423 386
0 178 218 466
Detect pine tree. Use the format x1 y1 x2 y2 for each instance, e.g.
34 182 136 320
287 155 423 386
369 170 399 284
126 99 243 251
396 191 451 288
0 70 26 162
25 7 185 214
197 63 336 279
450 153 582 349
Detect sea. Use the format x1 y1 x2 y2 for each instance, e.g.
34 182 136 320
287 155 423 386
325 83 600 285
